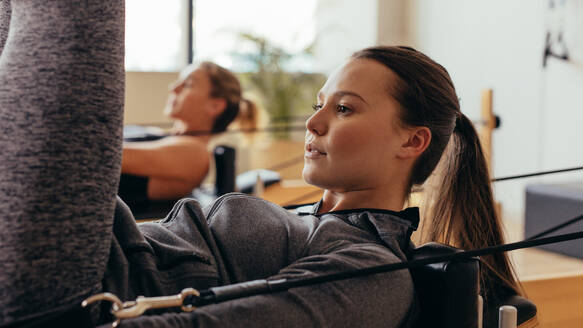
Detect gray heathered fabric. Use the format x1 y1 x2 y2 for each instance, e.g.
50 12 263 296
0 0 9 54
98 194 417 328
0 0 124 324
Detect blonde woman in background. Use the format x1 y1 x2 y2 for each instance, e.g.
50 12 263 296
119 61 258 210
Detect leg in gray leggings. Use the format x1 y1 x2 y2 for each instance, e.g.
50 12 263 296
0 0 9 52
0 0 124 324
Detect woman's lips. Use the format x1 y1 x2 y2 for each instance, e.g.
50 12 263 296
305 143 326 159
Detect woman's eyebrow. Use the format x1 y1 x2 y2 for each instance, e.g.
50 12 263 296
317 90 368 105
334 90 368 105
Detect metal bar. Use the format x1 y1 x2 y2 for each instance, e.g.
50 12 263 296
187 0 194 64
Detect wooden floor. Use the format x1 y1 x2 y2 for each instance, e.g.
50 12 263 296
504 219 583 327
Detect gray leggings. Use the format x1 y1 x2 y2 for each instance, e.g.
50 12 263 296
0 0 124 324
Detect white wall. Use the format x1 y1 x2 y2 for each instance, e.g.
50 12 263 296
124 71 178 126
377 0 408 46
400 0 583 221
314 0 379 73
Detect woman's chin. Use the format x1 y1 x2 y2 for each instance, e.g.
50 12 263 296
163 106 180 119
302 169 326 189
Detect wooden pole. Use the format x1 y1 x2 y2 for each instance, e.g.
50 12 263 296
479 89 502 216
479 89 495 172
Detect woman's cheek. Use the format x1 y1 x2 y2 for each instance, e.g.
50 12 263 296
332 126 366 155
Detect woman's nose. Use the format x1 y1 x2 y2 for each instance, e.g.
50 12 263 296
305 107 327 136
169 80 182 93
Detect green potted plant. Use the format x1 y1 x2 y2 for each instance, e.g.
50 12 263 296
233 33 325 139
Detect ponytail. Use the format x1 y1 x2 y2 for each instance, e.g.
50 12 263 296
422 113 521 302
196 61 247 134
235 98 258 132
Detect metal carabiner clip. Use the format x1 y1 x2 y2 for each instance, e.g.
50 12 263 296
115 288 200 319
82 292 124 327
83 288 200 327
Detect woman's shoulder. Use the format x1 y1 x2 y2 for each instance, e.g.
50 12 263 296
124 135 210 162
146 135 211 159
205 193 296 218
204 193 316 228
164 134 208 147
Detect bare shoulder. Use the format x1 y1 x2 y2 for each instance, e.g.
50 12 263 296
162 135 209 150
123 135 210 167
161 136 211 166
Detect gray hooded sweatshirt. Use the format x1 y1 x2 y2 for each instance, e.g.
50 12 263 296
101 194 418 328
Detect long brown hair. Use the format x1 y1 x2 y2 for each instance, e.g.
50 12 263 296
351 46 520 303
198 61 258 133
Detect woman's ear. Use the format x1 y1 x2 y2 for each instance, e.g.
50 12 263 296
208 98 227 118
398 126 431 159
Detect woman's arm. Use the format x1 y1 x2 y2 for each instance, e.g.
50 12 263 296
116 243 414 328
122 136 210 199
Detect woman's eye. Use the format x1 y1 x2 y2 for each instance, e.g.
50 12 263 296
312 104 323 111
336 105 351 114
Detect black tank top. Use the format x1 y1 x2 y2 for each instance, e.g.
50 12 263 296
119 127 176 219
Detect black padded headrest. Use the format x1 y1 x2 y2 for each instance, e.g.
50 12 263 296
409 242 480 328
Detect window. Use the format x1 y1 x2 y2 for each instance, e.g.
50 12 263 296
194 0 317 72
124 0 378 75
125 0 190 71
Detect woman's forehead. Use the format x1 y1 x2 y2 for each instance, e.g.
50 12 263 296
320 59 397 97
179 64 205 80
176 68 210 88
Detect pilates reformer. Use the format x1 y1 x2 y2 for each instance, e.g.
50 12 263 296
12 221 583 328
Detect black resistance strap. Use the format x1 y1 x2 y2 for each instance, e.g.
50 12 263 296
187 229 583 307
492 166 583 182
527 213 583 240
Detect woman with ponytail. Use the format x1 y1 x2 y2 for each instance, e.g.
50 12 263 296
350 46 520 316
119 61 258 211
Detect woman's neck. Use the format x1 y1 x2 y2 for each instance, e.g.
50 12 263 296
318 184 407 214
172 120 212 142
